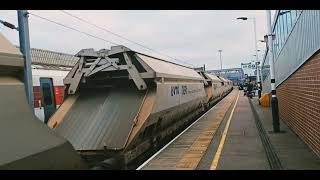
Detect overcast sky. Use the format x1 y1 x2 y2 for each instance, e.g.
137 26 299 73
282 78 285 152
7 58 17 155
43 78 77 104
0 10 276 70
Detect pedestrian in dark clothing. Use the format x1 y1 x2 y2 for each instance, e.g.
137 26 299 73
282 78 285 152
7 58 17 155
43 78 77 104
247 82 253 92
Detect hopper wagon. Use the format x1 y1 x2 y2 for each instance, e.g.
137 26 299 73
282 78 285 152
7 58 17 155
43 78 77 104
48 46 209 169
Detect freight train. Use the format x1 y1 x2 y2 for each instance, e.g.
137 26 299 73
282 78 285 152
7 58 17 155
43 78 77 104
47 45 233 169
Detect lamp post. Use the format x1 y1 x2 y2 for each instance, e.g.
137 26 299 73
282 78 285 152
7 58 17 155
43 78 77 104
237 16 262 100
17 10 34 110
265 10 280 132
218 50 222 71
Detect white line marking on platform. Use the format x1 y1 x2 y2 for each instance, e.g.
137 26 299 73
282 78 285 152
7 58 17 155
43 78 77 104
210 91 240 170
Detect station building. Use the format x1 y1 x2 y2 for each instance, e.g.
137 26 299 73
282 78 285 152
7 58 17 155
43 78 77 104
261 10 320 157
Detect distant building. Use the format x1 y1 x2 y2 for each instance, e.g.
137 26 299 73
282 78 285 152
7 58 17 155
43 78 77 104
261 10 320 156
14 46 78 70
31 48 78 70
206 68 244 85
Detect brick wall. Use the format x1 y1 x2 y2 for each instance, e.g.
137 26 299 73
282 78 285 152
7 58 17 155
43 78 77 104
277 50 320 157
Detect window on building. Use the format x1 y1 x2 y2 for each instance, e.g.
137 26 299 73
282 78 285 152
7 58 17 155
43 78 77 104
273 26 279 54
291 10 297 24
282 14 286 45
287 10 292 31
280 14 285 47
283 11 289 39
269 10 302 62
285 11 291 38
276 17 281 52
276 21 281 55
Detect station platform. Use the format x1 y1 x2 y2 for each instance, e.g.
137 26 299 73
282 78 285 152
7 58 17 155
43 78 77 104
139 89 320 170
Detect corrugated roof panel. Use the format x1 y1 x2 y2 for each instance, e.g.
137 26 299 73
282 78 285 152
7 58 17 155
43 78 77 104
30 48 79 67
136 53 203 80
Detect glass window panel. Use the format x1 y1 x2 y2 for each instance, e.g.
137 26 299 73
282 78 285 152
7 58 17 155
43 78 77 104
290 14 294 32
296 10 300 18
286 10 291 34
285 12 289 38
283 11 289 37
277 15 283 52
291 10 297 23
281 14 285 46
273 27 276 56
280 14 285 46
277 15 281 51
287 10 292 31
274 22 278 56
274 26 278 56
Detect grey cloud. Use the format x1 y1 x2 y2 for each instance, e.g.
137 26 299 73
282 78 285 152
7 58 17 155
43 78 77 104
0 10 276 69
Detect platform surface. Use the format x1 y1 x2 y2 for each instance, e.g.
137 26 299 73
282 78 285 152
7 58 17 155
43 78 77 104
141 90 238 170
140 89 320 170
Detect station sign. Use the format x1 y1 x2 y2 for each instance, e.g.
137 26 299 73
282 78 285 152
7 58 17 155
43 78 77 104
241 62 256 77
241 62 256 69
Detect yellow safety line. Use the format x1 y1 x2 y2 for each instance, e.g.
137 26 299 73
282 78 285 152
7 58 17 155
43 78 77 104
210 91 240 170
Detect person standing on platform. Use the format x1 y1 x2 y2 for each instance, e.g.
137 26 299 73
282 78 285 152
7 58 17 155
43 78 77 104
247 81 253 98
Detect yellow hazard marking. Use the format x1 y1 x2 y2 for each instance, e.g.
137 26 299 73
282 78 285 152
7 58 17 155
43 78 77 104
210 91 240 170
